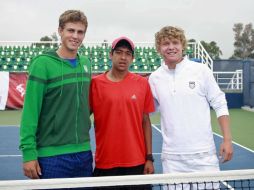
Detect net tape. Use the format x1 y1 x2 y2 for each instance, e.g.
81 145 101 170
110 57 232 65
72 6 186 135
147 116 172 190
0 169 253 190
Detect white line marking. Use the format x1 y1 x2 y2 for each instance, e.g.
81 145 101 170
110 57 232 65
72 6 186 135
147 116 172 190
0 125 19 127
152 124 161 133
152 124 254 153
213 132 254 153
0 155 21 157
221 181 234 190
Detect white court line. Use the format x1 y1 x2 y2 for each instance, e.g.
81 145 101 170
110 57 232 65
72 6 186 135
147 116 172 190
0 125 20 127
0 155 21 157
0 126 21 158
152 124 254 153
221 181 234 190
213 133 254 153
152 124 161 133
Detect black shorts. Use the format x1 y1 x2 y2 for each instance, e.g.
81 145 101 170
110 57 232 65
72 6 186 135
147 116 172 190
93 164 152 190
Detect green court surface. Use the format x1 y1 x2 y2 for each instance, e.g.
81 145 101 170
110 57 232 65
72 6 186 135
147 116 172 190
211 109 254 151
0 108 253 151
0 109 22 126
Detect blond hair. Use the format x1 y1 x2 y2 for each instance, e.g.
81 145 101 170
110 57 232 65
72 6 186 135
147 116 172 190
155 26 187 52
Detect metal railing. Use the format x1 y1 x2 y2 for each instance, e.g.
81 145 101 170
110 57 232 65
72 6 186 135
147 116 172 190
187 41 214 70
213 70 243 91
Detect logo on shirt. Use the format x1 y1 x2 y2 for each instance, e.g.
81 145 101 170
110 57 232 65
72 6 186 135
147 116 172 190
83 65 88 72
189 81 195 89
131 94 137 100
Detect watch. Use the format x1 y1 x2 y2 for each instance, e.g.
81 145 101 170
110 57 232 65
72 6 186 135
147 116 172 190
146 154 154 162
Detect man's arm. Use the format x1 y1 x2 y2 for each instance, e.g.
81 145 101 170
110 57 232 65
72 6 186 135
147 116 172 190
203 66 233 163
218 115 233 163
19 59 46 178
142 113 154 174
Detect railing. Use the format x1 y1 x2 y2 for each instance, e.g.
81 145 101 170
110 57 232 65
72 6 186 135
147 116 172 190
213 70 243 91
187 41 213 70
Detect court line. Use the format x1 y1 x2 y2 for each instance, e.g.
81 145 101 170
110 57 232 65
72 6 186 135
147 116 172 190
213 133 254 153
0 125 19 127
152 124 254 154
0 155 21 157
221 181 234 190
152 124 161 133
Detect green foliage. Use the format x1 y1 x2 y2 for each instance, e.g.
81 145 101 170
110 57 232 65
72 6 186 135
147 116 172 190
40 36 52 42
200 41 222 60
40 32 58 42
232 23 254 59
187 39 222 59
188 39 196 43
32 32 59 49
51 32 58 41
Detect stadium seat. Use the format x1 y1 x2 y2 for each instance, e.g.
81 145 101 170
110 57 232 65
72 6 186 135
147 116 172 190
129 63 139 72
0 44 165 72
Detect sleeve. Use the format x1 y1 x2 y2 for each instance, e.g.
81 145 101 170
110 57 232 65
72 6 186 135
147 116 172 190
143 78 155 114
19 57 47 162
203 66 229 117
148 74 160 113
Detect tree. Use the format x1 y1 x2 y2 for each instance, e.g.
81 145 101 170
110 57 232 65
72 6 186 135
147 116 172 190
35 32 59 48
200 41 222 60
40 36 52 42
186 39 222 60
51 32 58 42
232 23 254 59
40 32 58 42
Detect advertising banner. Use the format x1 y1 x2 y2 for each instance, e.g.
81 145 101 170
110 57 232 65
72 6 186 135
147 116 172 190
6 73 28 109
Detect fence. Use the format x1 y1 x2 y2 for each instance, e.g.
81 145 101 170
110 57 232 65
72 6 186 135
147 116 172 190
213 70 243 92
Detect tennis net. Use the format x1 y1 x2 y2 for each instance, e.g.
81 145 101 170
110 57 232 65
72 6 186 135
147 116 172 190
0 169 253 190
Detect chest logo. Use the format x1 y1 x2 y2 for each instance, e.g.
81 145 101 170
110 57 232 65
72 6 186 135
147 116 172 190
131 94 137 100
189 81 196 89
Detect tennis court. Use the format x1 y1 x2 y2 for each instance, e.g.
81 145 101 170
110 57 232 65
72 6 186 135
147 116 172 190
0 109 253 189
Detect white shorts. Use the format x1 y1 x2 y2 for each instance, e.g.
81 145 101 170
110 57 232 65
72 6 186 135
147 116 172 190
161 152 220 190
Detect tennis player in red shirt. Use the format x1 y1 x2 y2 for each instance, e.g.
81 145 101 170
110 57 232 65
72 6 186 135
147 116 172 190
90 36 155 189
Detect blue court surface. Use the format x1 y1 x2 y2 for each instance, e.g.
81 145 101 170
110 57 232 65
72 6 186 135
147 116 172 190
0 125 254 180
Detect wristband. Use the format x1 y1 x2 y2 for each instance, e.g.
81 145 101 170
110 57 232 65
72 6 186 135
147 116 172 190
146 154 154 162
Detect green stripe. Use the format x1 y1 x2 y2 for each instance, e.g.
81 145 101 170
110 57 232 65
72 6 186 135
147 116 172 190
75 79 79 143
48 73 90 84
48 77 90 89
38 142 91 158
29 73 90 85
29 75 47 84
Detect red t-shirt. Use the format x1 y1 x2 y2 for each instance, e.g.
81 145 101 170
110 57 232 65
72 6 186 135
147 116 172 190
90 72 155 169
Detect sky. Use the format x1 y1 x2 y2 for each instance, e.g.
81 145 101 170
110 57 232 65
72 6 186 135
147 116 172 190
0 0 253 58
